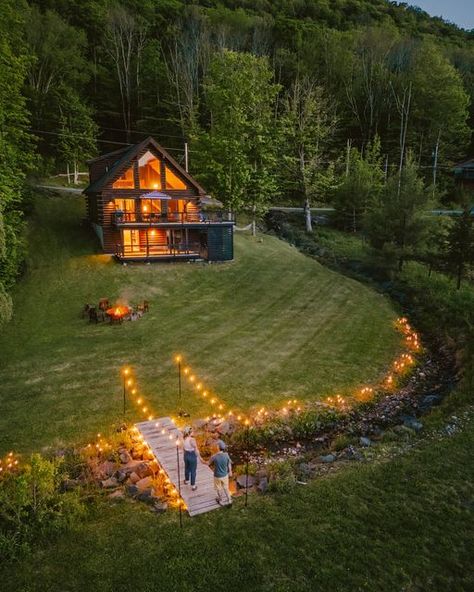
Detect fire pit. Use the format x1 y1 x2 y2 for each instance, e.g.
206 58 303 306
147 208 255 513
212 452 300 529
106 305 131 324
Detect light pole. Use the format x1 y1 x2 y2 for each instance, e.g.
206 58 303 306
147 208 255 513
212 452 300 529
176 437 183 528
245 419 250 508
121 367 131 415
175 355 189 417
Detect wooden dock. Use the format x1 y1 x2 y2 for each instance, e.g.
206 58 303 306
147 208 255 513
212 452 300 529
135 417 222 517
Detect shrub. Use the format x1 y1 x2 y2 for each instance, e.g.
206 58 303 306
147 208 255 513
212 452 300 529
267 460 297 494
0 454 86 558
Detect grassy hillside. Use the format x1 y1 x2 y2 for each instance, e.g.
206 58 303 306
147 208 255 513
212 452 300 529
0 193 401 454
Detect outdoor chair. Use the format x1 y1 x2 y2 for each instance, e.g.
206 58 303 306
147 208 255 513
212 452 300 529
88 307 99 323
98 298 110 311
82 304 91 319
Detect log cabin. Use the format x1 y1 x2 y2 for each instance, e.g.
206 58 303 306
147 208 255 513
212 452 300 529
83 137 234 262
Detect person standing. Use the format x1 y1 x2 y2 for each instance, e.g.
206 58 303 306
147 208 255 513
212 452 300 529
183 427 201 491
208 441 232 506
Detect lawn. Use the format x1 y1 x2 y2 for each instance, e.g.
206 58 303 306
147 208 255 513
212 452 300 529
1 403 473 592
0 192 401 454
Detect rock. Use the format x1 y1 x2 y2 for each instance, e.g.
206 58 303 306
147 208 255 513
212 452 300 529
402 416 423 432
257 477 268 493
108 489 125 500
136 476 154 490
343 446 363 461
320 454 336 463
420 394 442 410
359 437 372 447
297 463 313 478
236 474 256 489
115 470 128 483
135 462 153 479
126 484 139 497
217 421 233 435
192 419 208 430
129 472 140 484
98 461 117 478
119 450 132 464
152 501 168 513
137 488 157 504
101 476 119 489
121 460 143 476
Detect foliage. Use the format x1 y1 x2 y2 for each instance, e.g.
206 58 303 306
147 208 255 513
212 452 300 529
279 77 337 231
0 0 34 326
266 459 297 493
194 50 280 215
446 207 474 289
0 454 86 559
333 137 385 232
365 153 435 270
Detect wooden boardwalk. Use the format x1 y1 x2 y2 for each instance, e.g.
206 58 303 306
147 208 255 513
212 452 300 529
135 417 222 517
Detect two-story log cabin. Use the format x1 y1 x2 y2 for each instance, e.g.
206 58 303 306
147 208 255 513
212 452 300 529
83 137 234 262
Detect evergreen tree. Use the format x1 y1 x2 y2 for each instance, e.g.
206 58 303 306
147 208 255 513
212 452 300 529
447 207 474 289
333 137 384 232
365 153 434 270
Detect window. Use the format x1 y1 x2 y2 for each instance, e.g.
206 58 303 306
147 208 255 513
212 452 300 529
139 151 162 189
165 166 187 190
114 199 135 212
112 167 135 189
140 199 162 217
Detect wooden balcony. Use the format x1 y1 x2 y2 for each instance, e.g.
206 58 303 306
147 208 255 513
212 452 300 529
113 211 233 226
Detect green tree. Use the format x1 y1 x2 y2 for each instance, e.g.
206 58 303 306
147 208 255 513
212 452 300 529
366 153 434 270
447 207 474 289
0 0 34 326
333 137 384 232
280 77 337 232
57 90 98 184
194 50 280 222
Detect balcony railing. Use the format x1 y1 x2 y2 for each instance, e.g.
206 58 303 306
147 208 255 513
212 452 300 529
113 211 233 225
115 241 202 259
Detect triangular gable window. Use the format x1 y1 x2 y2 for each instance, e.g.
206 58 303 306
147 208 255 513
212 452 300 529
165 166 187 190
139 151 162 189
112 166 135 189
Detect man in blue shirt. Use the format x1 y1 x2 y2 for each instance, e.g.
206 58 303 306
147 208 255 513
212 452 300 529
208 441 232 506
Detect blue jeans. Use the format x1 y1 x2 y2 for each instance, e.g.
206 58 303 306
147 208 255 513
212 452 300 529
184 451 197 486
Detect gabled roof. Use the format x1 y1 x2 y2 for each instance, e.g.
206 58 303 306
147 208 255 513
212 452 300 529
83 136 205 195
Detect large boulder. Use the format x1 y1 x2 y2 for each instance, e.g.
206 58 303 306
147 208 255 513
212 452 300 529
236 475 256 489
119 450 132 464
320 454 336 463
135 462 153 479
136 476 154 491
120 460 143 476
98 461 117 478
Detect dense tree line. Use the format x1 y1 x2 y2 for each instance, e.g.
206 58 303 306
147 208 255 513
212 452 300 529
1 0 474 325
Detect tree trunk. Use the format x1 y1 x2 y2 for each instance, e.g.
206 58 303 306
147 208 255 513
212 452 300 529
73 161 79 185
304 198 312 233
457 263 463 290
66 163 71 185
251 204 256 236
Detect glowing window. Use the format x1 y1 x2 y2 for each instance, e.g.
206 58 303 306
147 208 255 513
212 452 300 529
165 166 187 190
114 199 135 212
112 167 135 189
139 151 162 189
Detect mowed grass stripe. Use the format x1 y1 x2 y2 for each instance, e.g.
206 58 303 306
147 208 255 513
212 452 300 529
0 195 400 453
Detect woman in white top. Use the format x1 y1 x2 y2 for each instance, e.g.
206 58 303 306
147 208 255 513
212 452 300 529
183 427 202 491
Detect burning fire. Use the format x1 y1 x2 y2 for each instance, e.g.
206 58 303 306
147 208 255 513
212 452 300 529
106 305 130 319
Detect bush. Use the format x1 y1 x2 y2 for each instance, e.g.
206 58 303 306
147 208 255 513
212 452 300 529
0 454 86 558
0 282 13 327
267 460 297 494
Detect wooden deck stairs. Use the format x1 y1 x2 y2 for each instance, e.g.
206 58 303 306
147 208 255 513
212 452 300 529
135 417 222 517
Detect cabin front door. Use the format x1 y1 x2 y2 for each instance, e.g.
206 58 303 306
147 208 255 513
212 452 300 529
122 229 140 254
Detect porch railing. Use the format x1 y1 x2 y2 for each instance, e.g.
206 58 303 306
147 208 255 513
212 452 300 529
115 241 202 259
113 211 233 225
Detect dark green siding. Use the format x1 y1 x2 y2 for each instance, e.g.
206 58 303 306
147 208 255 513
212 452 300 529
206 226 233 261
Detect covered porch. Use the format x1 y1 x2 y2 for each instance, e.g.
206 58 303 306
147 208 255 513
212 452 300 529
115 227 205 261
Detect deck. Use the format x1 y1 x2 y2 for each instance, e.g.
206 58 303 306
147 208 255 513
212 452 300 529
135 418 222 517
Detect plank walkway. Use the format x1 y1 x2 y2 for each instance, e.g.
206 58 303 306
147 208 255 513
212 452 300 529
135 417 222 517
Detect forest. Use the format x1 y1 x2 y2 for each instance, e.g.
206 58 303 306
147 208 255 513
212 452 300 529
1 0 474 323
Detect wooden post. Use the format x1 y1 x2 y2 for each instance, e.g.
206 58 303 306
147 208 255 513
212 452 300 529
176 440 183 528
123 375 126 415
184 142 189 172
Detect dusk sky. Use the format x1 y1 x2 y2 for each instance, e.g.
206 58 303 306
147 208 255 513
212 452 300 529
410 1 474 30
